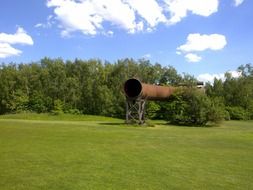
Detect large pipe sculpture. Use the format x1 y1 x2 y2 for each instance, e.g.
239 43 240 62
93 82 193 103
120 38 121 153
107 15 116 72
124 78 204 124
124 78 179 124
124 78 176 101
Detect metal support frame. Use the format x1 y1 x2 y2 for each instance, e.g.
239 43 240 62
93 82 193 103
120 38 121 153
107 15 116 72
125 98 146 124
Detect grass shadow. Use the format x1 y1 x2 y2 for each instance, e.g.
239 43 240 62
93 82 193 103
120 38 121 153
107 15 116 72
98 122 156 128
98 120 222 128
156 121 222 128
98 122 124 126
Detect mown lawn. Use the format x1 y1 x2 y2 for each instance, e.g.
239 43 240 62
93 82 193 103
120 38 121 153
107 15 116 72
0 114 252 190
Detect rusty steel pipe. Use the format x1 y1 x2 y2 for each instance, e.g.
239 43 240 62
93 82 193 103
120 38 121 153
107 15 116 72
124 78 176 100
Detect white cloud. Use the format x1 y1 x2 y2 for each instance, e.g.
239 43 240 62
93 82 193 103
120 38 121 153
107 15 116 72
47 0 137 36
35 15 54 28
0 27 33 45
47 0 100 36
176 33 226 62
92 0 137 32
124 0 166 27
197 73 224 83
135 21 144 32
229 70 242 78
0 43 22 58
234 0 244 6
107 30 114 36
46 0 224 36
178 33 227 52
0 27 33 58
164 0 219 24
35 23 44 28
103 30 114 37
197 70 242 83
142 53 151 59
185 53 202 62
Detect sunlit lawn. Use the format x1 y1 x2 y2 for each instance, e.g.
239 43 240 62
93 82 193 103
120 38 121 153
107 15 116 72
0 114 252 190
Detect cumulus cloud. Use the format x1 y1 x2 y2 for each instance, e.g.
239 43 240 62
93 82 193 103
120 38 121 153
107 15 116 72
47 0 137 36
228 70 242 78
46 0 244 36
46 0 224 36
0 27 33 45
178 33 227 52
197 71 242 83
35 15 54 28
197 73 224 83
0 43 22 58
234 0 244 6
164 0 219 24
185 53 202 62
35 23 44 28
0 27 33 58
104 30 114 37
177 33 227 62
124 0 166 27
142 53 151 59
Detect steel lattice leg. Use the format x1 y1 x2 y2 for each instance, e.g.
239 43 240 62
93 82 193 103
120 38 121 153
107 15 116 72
126 99 146 124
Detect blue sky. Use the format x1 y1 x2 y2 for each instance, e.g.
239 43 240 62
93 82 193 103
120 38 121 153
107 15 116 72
0 0 252 82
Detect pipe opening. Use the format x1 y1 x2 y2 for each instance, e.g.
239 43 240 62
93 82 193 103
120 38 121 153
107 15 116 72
124 78 142 98
197 81 204 85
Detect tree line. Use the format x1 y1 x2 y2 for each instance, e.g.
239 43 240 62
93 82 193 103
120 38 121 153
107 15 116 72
0 58 252 125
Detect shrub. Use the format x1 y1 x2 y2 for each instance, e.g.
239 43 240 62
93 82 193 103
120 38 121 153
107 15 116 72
208 97 227 123
164 89 225 126
146 101 161 119
29 95 47 113
51 99 64 115
226 106 249 120
65 108 81 115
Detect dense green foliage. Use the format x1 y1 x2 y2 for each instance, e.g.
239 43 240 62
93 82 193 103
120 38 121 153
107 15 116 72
0 58 252 124
162 89 226 126
205 63 253 120
0 57 195 117
0 114 253 190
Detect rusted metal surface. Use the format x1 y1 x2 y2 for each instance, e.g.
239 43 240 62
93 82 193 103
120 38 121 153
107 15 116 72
124 78 176 100
124 78 204 124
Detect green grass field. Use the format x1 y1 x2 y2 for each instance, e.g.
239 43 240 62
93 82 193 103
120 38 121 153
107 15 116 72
0 114 253 190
